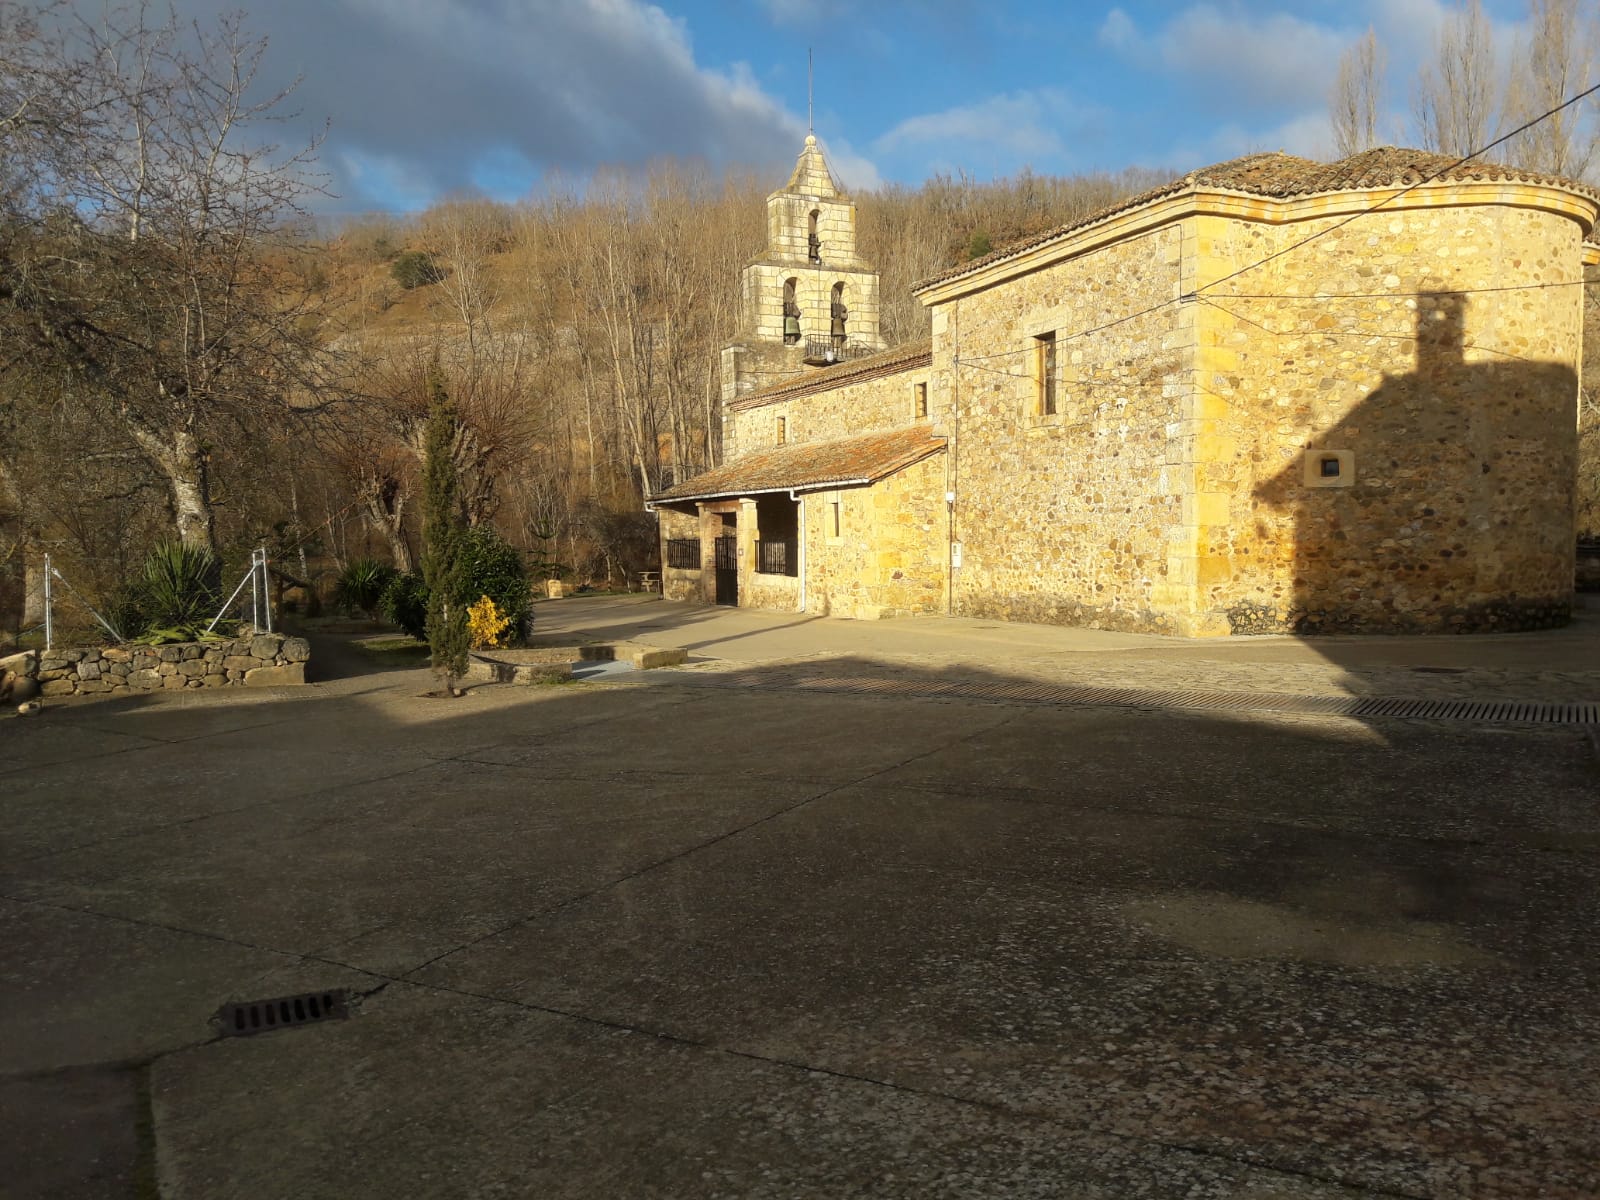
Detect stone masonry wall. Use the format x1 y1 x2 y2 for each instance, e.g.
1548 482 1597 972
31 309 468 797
657 507 704 603
803 454 948 619
930 223 1193 632
731 361 933 457
11 632 309 698
1190 200 1584 633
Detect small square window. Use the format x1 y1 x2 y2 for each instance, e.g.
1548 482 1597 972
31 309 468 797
1319 456 1341 478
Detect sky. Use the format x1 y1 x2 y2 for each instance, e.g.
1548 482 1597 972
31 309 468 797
125 0 1548 212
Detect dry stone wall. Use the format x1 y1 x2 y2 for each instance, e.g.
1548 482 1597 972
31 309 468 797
12 632 309 698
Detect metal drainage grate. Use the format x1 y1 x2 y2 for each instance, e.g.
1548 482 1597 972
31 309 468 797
666 672 1599 727
217 990 350 1038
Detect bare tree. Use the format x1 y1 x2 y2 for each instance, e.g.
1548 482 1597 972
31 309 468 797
1414 0 1502 158
1503 0 1600 178
1331 27 1386 157
0 3 332 554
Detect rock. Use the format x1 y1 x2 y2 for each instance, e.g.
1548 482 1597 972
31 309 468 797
101 647 132 663
81 648 102 662
179 659 207 677
244 662 305 687
132 654 158 671
181 644 204 660
161 675 187 689
2 671 39 703
203 648 224 663
131 669 162 689
108 662 130 676
76 679 106 694
157 662 177 676
61 648 85 663
40 680 76 696
76 661 102 680
223 655 259 672
17 700 41 715
156 645 182 662
225 669 244 683
250 634 282 660
202 674 228 687
279 637 311 663
0 650 37 676
37 669 72 682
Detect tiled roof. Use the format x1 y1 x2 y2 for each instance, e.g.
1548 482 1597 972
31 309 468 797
651 425 944 503
914 147 1600 293
729 340 933 412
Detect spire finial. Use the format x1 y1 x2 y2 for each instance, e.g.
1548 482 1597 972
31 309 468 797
807 48 813 136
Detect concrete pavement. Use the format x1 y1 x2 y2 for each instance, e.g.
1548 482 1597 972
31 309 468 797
2 606 1598 1197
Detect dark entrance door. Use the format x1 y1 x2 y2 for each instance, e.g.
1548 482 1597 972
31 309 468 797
714 534 738 606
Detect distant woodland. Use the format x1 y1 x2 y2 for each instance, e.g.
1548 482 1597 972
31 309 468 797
2 0 1598 638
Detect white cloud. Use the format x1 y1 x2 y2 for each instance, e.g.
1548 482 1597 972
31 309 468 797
1101 3 1350 110
119 0 878 209
876 89 1098 168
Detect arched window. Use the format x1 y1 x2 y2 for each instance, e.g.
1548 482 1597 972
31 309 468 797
808 210 821 263
830 282 847 349
782 278 800 344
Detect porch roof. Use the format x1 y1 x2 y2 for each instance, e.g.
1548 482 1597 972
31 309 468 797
650 425 945 504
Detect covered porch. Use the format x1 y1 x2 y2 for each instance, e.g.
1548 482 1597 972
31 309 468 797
648 426 948 617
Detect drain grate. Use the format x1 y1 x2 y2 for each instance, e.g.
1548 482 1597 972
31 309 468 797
666 672 1598 727
217 990 350 1037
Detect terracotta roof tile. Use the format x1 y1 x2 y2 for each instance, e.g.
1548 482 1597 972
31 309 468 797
651 425 944 503
914 147 1600 293
729 340 932 411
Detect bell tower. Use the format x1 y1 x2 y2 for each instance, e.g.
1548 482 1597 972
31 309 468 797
720 134 886 410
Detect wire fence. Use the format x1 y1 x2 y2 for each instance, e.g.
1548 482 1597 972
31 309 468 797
24 547 275 650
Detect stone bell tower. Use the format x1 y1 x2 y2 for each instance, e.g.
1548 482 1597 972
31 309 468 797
720 135 886 409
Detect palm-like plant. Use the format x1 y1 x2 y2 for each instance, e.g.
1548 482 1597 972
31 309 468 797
140 541 221 631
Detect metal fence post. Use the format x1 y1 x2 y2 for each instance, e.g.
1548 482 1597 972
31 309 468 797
259 547 273 634
43 553 53 651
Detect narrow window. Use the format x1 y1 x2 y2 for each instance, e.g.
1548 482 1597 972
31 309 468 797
914 382 928 419
776 416 787 445
830 282 847 350
782 277 800 344
830 501 841 538
808 210 821 263
1035 331 1057 416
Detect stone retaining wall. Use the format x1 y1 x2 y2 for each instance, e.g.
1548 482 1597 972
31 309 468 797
4 632 309 699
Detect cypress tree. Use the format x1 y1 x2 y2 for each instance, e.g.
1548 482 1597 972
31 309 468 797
420 364 469 690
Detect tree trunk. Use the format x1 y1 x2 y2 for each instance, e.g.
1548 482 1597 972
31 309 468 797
128 422 217 553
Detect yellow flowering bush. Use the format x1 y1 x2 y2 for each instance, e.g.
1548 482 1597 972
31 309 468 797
466 594 510 649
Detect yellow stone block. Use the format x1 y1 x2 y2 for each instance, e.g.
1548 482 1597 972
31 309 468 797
1195 555 1232 586
1182 492 1231 526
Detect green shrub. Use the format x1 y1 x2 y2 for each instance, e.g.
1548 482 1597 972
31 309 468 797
390 250 442 289
380 571 429 640
139 542 221 633
335 558 398 616
377 530 530 645
455 526 529 635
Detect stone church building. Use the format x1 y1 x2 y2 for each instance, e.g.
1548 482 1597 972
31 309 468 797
651 136 1600 635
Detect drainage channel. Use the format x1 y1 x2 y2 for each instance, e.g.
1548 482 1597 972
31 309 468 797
661 672 1599 727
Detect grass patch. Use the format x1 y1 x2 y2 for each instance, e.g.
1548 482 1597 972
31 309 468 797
353 636 429 662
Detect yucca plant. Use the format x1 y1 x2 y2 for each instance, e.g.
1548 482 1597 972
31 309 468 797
139 541 221 633
335 558 398 617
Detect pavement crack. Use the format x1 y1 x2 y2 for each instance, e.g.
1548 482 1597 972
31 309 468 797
398 708 1022 985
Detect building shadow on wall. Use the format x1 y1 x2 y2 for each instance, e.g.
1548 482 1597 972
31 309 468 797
1244 292 1577 636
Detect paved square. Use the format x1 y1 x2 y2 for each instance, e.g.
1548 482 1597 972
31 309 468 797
3 603 1598 1198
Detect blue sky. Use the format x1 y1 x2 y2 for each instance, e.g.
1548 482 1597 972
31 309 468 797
147 0 1548 211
